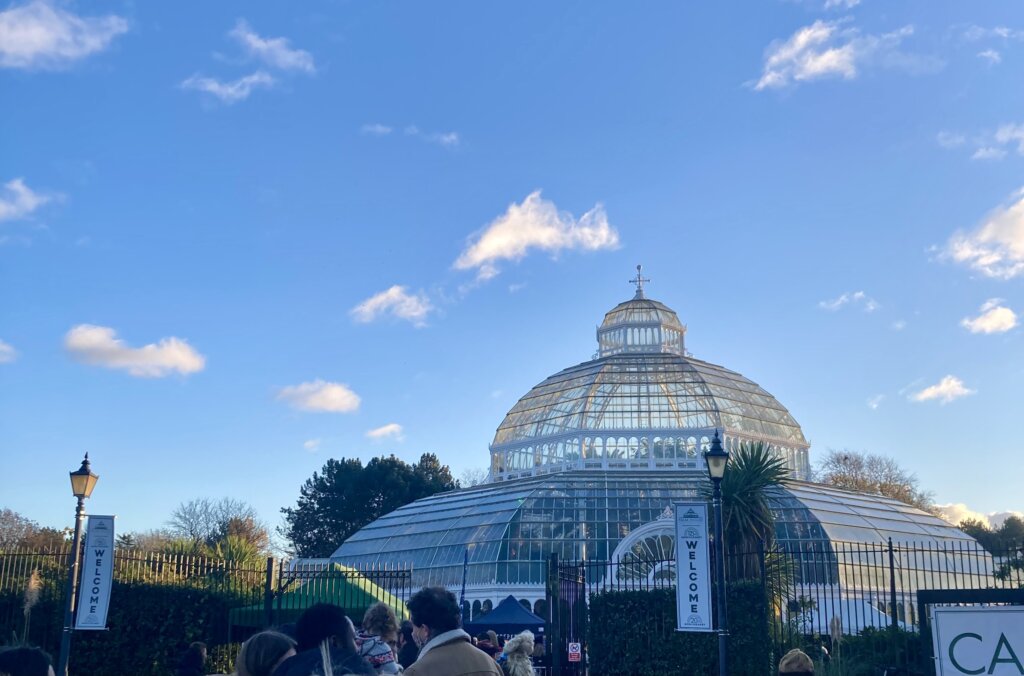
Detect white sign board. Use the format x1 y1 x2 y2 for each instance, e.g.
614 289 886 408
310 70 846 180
674 502 713 632
74 515 115 630
568 642 581 662
931 606 1024 675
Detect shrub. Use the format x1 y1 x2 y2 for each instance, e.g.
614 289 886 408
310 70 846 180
587 580 771 676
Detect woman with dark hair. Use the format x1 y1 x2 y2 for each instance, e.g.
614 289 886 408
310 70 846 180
272 603 374 676
175 642 207 676
0 647 55 676
396 620 418 670
235 631 296 676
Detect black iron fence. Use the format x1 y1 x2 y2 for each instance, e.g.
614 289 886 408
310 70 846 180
546 539 1024 676
0 547 412 676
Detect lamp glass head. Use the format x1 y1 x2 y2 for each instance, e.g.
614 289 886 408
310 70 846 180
703 432 730 480
69 454 98 499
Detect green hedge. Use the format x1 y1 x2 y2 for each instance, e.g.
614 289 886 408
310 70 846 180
1 582 257 676
588 581 772 676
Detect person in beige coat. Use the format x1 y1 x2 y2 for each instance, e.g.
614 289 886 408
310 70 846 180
403 587 502 676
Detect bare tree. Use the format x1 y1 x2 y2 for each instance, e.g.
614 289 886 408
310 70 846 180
167 498 268 550
459 467 489 488
815 449 935 513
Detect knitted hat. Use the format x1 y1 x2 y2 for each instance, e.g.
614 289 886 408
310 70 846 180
779 649 814 674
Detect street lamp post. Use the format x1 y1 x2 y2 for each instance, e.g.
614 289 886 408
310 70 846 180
704 432 730 676
58 453 99 676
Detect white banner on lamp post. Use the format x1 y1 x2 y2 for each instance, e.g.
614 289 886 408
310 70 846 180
74 515 115 630
674 502 713 632
931 606 1024 675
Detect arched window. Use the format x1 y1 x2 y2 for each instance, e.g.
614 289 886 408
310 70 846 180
628 437 639 459
594 437 604 458
652 436 663 458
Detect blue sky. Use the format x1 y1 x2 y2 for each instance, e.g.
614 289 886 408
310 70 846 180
2 0 1023 537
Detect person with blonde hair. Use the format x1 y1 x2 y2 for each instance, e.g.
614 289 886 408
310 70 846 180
778 648 814 675
356 602 401 674
234 631 296 676
497 631 534 676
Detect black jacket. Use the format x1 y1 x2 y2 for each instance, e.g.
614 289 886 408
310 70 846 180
273 646 375 676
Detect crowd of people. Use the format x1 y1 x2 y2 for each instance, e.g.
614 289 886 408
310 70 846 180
220 585 532 676
0 589 819 676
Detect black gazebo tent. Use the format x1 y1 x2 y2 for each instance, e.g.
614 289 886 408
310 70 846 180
464 595 545 641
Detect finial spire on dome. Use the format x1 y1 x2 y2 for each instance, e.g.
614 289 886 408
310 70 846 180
629 264 650 299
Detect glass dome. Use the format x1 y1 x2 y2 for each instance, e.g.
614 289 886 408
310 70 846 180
491 291 810 480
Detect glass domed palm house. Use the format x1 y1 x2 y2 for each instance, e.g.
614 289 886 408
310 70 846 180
332 273 971 615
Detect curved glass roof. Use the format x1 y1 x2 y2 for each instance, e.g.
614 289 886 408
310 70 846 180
333 470 971 589
599 298 685 332
491 353 808 449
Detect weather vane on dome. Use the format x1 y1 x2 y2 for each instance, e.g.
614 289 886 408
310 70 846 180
629 264 650 299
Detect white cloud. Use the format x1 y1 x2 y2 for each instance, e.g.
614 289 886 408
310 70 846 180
229 20 314 73
961 299 1018 334
936 503 1024 529
995 124 1024 154
303 438 321 452
0 339 16 363
754 21 932 91
936 131 966 149
866 394 884 410
977 49 1002 65
366 423 404 442
0 0 127 70
824 0 860 8
64 324 205 377
454 191 620 281
423 131 460 147
180 71 275 104
0 178 50 222
361 123 392 136
277 379 361 413
944 188 1024 279
963 26 1024 42
351 286 434 327
971 146 1007 161
910 375 975 404
891 319 907 331
818 290 878 312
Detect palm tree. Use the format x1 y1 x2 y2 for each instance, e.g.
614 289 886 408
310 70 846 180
701 440 789 579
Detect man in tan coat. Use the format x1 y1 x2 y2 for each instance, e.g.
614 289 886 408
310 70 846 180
404 587 503 676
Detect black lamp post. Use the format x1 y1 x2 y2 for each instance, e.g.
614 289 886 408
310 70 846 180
58 453 98 676
704 432 730 676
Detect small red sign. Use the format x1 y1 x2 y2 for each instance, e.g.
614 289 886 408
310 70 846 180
568 642 582 662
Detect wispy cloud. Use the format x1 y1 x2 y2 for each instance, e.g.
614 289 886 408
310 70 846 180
277 379 360 413
866 394 884 410
0 339 16 364
961 299 1018 334
936 131 966 149
180 71 275 104
303 438 321 452
366 423 403 442
753 21 937 91
943 187 1024 279
454 190 619 281
229 20 315 73
64 324 205 377
351 286 434 327
963 25 1024 42
818 290 878 312
363 124 460 147
0 0 128 70
972 146 1007 161
891 319 907 331
361 123 392 136
0 178 51 222
910 375 975 404
977 49 1002 65
182 20 312 104
824 0 860 9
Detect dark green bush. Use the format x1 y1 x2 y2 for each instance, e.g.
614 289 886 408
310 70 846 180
588 580 771 676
